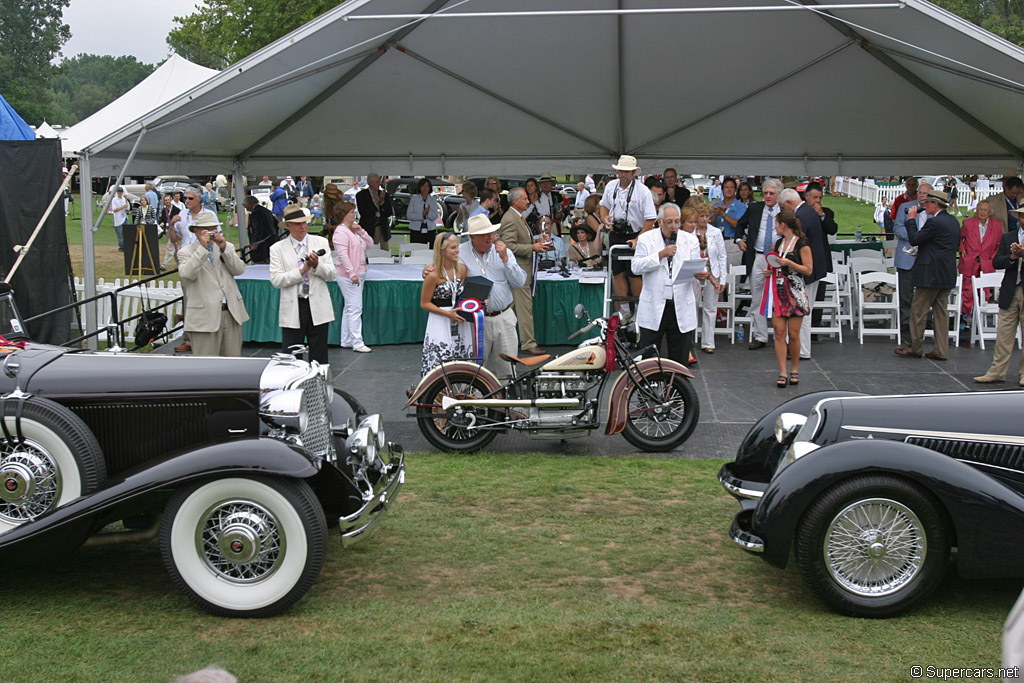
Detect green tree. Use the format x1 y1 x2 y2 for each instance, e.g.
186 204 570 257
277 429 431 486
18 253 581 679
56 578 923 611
0 0 70 125
167 0 341 69
50 54 156 124
934 1 1024 47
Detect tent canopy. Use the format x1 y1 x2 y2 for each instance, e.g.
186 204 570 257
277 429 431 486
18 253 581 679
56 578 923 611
85 0 1024 177
62 54 217 157
34 121 59 139
0 93 35 141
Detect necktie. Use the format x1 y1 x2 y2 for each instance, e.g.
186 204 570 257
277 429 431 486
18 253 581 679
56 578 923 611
298 242 310 298
762 207 775 254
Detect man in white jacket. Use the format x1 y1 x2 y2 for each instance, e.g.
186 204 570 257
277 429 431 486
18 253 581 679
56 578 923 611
631 203 709 364
269 205 337 364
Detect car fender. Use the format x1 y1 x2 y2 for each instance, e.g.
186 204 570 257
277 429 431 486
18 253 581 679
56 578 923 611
0 437 320 556
404 361 502 409
753 439 1024 576
605 358 694 435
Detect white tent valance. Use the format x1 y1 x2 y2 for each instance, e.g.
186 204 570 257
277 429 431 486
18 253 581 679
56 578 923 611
81 0 1024 178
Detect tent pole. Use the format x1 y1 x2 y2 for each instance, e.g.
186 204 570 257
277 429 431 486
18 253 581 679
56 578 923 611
616 0 625 154
234 160 248 248
89 130 147 234
80 154 98 350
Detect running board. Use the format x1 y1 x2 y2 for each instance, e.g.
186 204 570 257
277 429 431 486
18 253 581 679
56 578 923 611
440 396 581 411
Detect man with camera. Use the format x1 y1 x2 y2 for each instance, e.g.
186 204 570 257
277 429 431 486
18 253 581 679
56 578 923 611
178 212 249 357
599 155 657 319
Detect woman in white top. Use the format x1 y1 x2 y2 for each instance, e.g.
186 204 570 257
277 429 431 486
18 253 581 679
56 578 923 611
406 178 438 246
694 203 727 353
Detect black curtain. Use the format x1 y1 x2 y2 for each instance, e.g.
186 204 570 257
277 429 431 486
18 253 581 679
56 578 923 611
0 139 72 344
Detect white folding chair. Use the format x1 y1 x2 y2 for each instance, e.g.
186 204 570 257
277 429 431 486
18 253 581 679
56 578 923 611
367 256 395 264
924 274 962 347
727 265 751 343
850 248 885 262
402 252 434 265
810 272 842 342
972 272 1004 349
365 247 390 260
857 271 900 344
832 263 854 329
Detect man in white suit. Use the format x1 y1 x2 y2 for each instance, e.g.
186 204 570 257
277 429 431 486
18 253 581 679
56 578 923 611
178 213 249 356
269 205 337 364
631 203 709 364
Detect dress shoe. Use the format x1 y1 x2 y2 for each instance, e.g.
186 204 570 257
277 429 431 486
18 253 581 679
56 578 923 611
353 345 372 353
174 341 191 352
973 374 1005 383
893 347 921 358
522 346 547 355
748 340 766 350
924 351 947 361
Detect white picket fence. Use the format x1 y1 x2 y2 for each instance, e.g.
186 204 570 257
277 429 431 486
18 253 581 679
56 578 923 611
838 177 1004 210
72 277 183 344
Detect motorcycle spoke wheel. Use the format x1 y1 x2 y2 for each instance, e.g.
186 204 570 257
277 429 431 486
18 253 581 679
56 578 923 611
621 373 699 452
416 373 498 453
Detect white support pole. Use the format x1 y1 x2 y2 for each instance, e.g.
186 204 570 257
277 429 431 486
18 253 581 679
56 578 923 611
80 153 98 349
234 160 248 247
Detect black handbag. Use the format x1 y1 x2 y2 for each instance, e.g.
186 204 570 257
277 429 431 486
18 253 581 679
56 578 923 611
135 309 167 347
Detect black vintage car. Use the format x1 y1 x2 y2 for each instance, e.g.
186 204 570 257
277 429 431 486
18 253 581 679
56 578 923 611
720 389 1024 617
0 285 404 617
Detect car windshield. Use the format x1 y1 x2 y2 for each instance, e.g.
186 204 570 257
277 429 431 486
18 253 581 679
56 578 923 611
0 290 27 341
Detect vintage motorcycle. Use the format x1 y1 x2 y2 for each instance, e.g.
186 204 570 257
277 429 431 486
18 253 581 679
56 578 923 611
404 304 699 452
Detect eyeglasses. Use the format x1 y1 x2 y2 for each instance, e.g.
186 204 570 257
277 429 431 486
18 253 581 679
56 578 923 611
186 196 197 201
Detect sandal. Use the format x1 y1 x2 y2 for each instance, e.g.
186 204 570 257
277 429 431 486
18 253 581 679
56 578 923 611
789 372 799 386
776 375 788 388
701 347 714 354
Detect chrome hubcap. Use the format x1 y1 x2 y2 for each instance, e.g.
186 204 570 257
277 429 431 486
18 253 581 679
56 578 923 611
824 498 926 597
197 501 284 583
0 442 60 522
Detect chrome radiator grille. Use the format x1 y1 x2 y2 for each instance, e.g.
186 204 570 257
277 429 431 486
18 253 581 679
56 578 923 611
299 376 332 458
906 436 1024 474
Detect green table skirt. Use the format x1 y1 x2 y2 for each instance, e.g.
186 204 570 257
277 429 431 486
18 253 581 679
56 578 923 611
238 278 606 347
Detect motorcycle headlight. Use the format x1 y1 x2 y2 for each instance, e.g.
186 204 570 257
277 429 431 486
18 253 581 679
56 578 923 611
358 414 387 450
259 389 308 432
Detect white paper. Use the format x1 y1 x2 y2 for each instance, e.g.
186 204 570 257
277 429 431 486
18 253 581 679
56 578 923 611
673 258 708 284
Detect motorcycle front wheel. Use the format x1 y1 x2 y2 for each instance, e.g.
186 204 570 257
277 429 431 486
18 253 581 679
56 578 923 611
621 372 699 452
416 372 500 453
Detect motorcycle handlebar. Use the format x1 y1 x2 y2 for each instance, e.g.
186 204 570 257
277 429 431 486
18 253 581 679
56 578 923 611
568 319 599 341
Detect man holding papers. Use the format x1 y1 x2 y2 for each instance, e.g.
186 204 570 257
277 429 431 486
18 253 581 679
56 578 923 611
632 203 709 365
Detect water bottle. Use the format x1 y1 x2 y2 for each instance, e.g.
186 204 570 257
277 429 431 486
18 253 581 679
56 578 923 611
737 325 745 342
855 225 862 242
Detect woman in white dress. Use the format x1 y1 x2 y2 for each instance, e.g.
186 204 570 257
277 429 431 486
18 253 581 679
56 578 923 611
419 233 471 375
695 203 727 353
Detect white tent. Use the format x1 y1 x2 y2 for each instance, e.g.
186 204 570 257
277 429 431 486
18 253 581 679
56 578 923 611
34 121 59 139
83 0 1024 179
62 54 217 157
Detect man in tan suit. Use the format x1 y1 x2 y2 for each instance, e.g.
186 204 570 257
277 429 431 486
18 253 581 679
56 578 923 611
988 176 1023 234
178 213 249 356
499 186 553 355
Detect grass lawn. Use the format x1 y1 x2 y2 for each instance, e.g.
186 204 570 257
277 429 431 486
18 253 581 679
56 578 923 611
5 455 1016 682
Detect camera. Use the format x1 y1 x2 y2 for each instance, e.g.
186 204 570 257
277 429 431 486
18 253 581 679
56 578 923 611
611 218 633 235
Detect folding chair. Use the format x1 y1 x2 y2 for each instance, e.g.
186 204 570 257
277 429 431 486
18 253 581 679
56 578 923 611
972 272 1004 349
857 271 900 344
810 272 842 342
727 265 751 343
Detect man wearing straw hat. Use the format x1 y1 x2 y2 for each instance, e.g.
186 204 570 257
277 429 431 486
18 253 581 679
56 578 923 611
894 188 960 361
269 205 336 365
178 213 249 357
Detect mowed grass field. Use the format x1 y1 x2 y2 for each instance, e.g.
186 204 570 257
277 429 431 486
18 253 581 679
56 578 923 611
4 455 1016 682
63 193 886 282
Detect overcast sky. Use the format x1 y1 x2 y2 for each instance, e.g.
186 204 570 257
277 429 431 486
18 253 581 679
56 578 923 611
59 0 201 64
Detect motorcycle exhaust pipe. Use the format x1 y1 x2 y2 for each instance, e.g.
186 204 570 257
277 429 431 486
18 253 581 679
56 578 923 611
440 396 580 411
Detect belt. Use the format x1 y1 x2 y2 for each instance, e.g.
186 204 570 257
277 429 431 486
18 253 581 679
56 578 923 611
485 304 512 317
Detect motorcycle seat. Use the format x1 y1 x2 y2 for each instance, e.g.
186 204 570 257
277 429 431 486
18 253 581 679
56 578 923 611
499 353 551 366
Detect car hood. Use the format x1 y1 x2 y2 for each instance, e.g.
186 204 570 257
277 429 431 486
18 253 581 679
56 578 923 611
822 391 1024 444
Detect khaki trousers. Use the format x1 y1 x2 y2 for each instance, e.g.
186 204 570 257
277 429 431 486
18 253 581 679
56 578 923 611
511 284 536 350
908 286 951 357
983 286 1024 381
189 308 242 357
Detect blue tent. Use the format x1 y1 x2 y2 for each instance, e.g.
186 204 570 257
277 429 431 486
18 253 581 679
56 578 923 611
0 92 35 140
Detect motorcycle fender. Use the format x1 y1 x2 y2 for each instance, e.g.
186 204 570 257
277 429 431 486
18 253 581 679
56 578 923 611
605 358 694 435
404 361 503 409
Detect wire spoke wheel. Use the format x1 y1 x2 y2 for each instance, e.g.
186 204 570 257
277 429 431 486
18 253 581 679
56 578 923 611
416 372 498 452
621 372 698 452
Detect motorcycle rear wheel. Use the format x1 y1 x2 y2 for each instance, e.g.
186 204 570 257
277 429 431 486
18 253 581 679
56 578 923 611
416 372 499 453
621 372 699 452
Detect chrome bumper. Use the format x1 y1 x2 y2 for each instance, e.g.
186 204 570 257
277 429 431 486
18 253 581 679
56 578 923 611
730 509 764 554
338 450 405 547
717 462 767 500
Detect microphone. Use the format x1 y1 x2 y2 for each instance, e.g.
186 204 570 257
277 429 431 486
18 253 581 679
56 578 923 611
302 248 327 262
665 231 676 269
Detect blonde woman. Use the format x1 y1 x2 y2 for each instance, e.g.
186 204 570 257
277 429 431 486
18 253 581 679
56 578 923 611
332 200 374 353
419 233 470 375
695 204 727 353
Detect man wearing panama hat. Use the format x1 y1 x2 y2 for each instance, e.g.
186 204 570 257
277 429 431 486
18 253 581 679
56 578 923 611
599 155 657 319
269 204 337 364
178 212 249 357
894 188 960 360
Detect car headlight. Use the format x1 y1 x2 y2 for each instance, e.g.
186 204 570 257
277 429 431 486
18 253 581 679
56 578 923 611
259 389 308 433
774 412 806 444
345 426 377 466
358 414 386 450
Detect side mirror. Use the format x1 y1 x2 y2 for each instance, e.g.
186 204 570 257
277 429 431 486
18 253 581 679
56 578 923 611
573 303 587 320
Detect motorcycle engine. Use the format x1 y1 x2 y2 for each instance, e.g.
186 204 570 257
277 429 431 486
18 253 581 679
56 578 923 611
533 373 597 398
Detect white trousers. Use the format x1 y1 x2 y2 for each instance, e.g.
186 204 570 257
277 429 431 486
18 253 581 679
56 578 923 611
483 307 518 379
698 280 719 349
798 280 819 359
724 240 743 272
750 253 769 342
338 276 365 347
